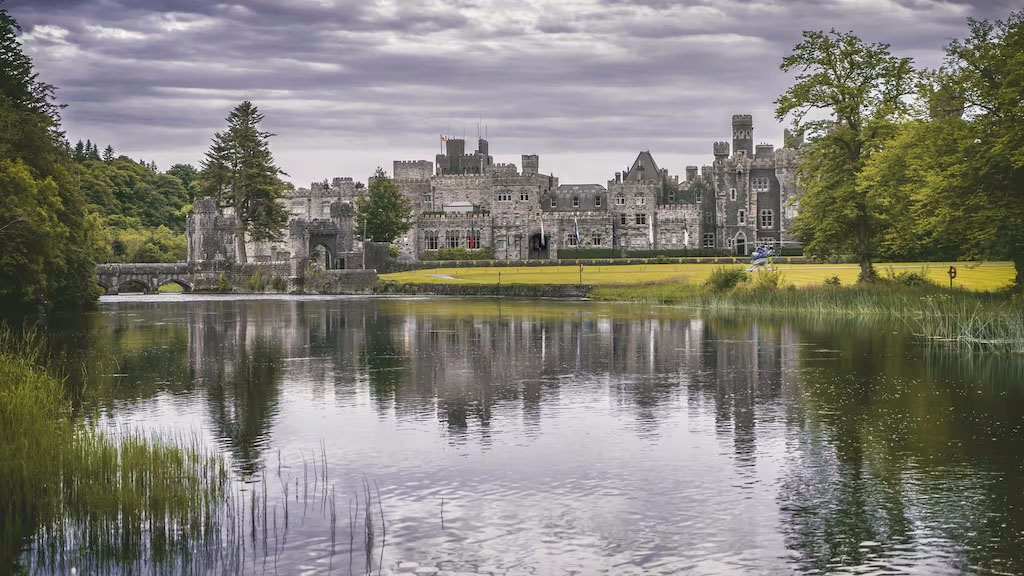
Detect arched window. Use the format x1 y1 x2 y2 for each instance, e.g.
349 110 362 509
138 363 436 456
760 209 774 228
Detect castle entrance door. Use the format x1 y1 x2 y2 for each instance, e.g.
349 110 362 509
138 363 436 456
735 235 747 256
528 233 549 260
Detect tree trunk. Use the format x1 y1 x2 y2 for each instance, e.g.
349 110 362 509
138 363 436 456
235 212 247 264
1014 250 1024 293
855 217 875 283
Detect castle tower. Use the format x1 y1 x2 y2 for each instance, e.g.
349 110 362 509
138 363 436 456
713 141 730 162
686 166 698 182
522 154 539 176
732 114 753 157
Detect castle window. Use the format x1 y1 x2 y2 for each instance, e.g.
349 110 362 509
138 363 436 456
321 201 331 215
753 177 770 192
738 210 746 226
727 238 733 248
497 190 512 202
567 233 578 246
620 214 627 225
573 196 579 208
729 188 737 201
424 230 439 251
696 190 702 203
595 195 601 207
520 191 530 202
635 194 645 206
705 212 712 225
446 230 461 248
591 235 602 246
668 192 675 202
635 213 647 225
422 192 433 208
760 209 774 228
703 233 715 248
550 196 557 208
615 195 626 206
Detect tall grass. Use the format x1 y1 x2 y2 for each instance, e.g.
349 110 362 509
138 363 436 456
2 327 387 573
591 273 1024 353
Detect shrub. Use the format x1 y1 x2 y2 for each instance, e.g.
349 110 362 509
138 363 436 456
387 245 400 259
750 269 786 291
703 266 749 292
883 267 936 287
824 275 842 286
246 269 269 292
270 275 289 292
216 272 231 292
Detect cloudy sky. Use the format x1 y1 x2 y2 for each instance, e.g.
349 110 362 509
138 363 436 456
9 0 1015 187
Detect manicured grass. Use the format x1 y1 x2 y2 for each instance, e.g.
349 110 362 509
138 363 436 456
382 261 1015 292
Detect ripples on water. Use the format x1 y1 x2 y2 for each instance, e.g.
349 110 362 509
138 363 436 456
27 295 1024 575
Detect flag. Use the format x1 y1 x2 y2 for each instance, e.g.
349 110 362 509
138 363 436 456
469 220 476 248
683 222 690 247
440 134 447 142
648 214 654 246
573 217 580 246
540 214 546 245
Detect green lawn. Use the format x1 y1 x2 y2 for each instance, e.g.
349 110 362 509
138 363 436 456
381 262 1015 292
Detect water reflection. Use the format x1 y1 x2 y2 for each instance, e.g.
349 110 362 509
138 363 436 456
47 296 1024 574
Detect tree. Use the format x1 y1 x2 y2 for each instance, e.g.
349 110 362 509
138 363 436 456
102 144 114 162
197 101 289 263
0 4 99 315
354 167 412 244
939 12 1024 290
775 30 917 281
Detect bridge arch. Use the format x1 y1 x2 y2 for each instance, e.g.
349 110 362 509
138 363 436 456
157 278 194 293
117 279 151 294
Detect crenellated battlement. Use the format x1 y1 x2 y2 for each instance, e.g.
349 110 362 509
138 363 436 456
713 142 731 157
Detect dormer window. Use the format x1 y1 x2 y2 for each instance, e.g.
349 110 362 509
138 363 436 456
595 195 601 207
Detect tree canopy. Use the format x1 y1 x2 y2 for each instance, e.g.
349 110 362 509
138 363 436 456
775 29 918 282
354 168 413 244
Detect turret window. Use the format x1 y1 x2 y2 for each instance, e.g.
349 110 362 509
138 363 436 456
729 188 737 201
760 209 774 228
738 210 746 226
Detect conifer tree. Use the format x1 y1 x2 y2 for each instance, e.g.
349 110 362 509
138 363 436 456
197 101 289 263
102 145 114 162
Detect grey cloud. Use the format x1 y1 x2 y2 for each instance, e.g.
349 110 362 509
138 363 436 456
6 0 1012 185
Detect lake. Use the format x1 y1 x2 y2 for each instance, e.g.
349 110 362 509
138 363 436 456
40 295 1024 575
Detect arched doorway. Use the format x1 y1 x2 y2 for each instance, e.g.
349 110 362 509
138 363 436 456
734 233 747 256
310 243 334 269
528 233 549 260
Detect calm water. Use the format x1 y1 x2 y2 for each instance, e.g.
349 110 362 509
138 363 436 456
43 295 1024 575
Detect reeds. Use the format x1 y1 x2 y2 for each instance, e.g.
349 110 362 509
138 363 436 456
590 278 1024 353
2 327 387 573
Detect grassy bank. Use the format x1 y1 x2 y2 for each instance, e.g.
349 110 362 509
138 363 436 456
590 269 1024 353
0 328 227 572
382 261 1015 291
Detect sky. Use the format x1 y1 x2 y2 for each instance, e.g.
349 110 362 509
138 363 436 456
8 0 1017 188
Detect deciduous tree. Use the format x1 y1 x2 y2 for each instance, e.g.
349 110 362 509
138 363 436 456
354 168 412 244
775 30 917 282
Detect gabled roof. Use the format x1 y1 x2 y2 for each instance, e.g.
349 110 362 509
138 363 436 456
557 184 606 193
623 151 661 182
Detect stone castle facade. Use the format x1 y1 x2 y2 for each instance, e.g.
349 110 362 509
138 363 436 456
188 114 801 268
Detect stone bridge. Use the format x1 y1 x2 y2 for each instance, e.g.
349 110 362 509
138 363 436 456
97 263 197 294
96 262 379 294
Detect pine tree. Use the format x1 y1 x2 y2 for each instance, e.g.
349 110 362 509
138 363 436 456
197 101 289 263
102 145 114 162
73 139 85 161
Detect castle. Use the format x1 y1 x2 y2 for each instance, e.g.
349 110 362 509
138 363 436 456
187 114 802 269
